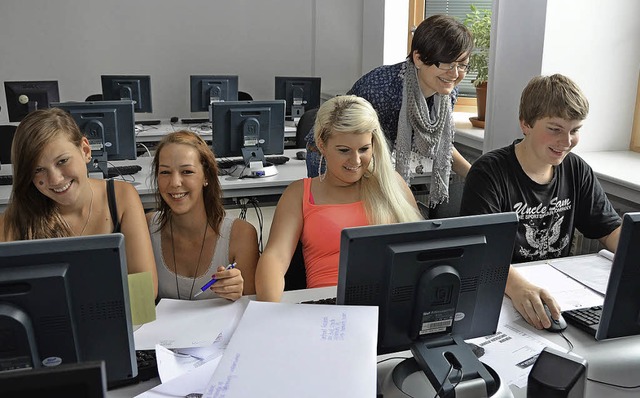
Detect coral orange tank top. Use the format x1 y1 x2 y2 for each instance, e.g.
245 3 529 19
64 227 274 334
300 178 369 288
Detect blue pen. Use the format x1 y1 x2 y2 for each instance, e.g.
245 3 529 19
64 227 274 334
193 262 237 297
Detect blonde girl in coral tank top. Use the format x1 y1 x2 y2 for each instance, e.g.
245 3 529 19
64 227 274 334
255 95 423 302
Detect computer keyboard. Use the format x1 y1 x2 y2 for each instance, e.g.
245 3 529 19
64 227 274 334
0 174 13 186
216 158 244 169
107 164 142 178
300 297 337 305
265 155 290 165
562 305 602 336
181 118 210 124
135 349 159 382
136 119 162 126
216 156 290 170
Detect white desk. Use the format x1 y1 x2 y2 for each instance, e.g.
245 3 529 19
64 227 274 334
134 120 297 143
109 255 640 398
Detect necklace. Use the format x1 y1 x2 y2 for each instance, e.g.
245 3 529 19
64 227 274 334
62 182 94 236
170 218 208 300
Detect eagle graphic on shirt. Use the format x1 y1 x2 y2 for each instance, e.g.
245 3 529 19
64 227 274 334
519 214 570 260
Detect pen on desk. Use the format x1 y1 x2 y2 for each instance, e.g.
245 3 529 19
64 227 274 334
193 262 237 297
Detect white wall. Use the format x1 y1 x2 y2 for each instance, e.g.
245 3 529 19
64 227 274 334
486 0 640 154
0 0 392 123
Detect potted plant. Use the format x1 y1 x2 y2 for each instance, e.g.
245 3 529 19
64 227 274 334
464 5 492 127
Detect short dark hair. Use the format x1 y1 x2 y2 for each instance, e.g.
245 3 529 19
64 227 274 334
410 14 474 65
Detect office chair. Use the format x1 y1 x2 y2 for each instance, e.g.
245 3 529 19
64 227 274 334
284 241 307 291
85 93 103 101
295 107 318 149
0 125 17 165
238 91 253 101
415 175 464 219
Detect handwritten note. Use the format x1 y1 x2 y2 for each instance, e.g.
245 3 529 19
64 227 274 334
203 301 378 398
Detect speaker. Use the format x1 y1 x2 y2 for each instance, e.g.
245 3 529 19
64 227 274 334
527 347 587 397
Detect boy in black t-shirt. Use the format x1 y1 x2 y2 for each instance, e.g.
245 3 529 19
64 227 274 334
461 74 621 330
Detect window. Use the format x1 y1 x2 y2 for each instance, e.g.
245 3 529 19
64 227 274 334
632 71 640 153
410 0 492 97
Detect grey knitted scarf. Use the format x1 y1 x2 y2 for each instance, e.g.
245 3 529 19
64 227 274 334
395 60 454 208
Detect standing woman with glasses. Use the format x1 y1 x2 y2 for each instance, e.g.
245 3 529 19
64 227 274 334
305 14 474 209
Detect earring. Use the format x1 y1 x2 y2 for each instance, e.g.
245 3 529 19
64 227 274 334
318 154 326 182
204 181 209 186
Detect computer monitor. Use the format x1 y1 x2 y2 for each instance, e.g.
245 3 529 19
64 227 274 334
337 212 518 397
190 75 238 112
100 75 152 113
211 100 285 170
51 100 136 177
595 212 640 340
4 81 60 122
0 234 137 388
274 76 321 119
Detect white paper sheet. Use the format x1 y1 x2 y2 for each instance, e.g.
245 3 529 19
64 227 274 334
516 263 604 310
134 297 249 350
203 301 378 398
468 322 567 388
134 356 222 398
156 339 226 383
548 250 613 295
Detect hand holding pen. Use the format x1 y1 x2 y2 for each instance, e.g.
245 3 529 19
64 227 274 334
193 262 238 298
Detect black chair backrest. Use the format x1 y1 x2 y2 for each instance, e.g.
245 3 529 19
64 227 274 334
295 107 318 149
0 125 17 165
238 91 253 101
85 94 103 101
284 241 307 291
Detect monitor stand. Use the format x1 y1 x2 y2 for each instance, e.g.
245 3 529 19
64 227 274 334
380 335 513 398
380 357 513 398
230 147 279 178
230 160 278 179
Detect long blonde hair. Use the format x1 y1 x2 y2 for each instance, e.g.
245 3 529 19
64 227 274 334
314 95 422 224
4 108 83 239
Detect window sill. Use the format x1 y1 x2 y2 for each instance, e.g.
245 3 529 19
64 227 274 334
453 112 484 151
576 150 640 205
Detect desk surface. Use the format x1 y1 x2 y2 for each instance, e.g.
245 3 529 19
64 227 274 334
109 258 640 398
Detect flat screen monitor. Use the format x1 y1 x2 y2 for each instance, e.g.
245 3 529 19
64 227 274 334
0 234 137 388
190 75 238 112
4 81 60 122
274 76 321 119
594 212 640 340
211 100 285 160
337 212 518 396
101 75 152 113
52 100 136 176
0 360 106 397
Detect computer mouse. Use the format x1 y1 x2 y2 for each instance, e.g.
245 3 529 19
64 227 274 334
296 151 307 160
544 304 567 332
170 116 179 123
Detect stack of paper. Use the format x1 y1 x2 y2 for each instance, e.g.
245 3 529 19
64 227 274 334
203 301 378 398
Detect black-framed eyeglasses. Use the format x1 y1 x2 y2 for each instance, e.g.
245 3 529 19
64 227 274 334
434 62 471 73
